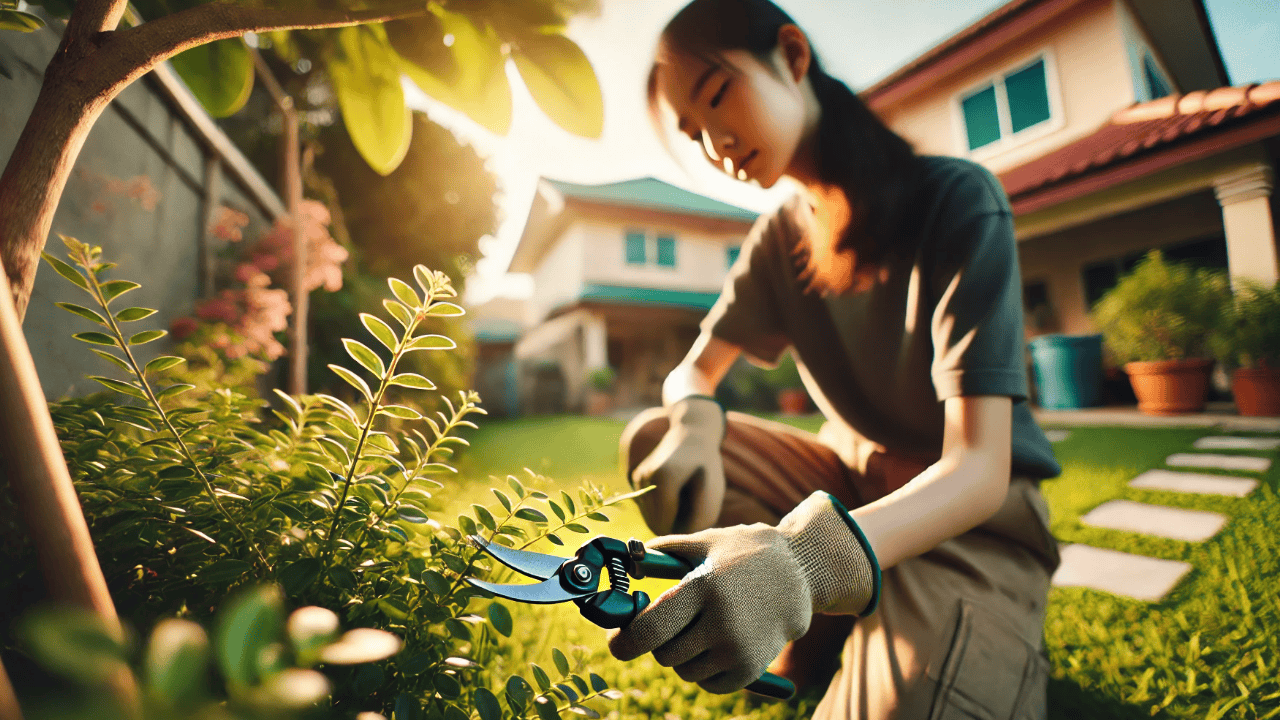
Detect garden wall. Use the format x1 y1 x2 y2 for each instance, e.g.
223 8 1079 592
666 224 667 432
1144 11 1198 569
0 17 284 400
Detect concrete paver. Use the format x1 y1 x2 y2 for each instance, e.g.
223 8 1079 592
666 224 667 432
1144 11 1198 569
1129 469 1258 497
1051 544 1193 601
1166 453 1271 472
1192 436 1280 451
1043 430 1070 442
1080 500 1227 542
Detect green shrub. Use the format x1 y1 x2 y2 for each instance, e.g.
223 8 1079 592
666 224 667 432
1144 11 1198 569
587 367 616 392
11 235 649 720
1211 278 1280 370
1091 250 1230 363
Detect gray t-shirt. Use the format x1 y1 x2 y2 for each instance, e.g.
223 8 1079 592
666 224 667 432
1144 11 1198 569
704 155 1062 481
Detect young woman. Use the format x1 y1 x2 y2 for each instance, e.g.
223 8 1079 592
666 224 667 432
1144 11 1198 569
606 1 1062 718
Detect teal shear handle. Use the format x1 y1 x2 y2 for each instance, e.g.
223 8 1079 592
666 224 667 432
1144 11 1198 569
634 547 796 700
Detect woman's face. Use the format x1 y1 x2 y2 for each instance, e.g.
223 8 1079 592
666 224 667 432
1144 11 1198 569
652 38 809 189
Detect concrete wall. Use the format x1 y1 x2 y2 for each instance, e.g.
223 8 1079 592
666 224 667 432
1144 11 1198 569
579 217 739 293
527 224 584 325
1 19 281 400
881 0 1137 175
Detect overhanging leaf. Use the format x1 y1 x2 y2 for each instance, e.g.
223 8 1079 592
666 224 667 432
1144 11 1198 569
360 313 399 352
145 356 186 374
99 280 140 304
115 307 158 322
388 278 419 309
511 31 602 138
342 338 386 378
55 302 107 325
388 372 436 390
0 9 44 31
405 334 456 351
41 253 89 290
129 329 167 345
73 332 117 347
329 25 412 176
328 364 373 403
169 38 254 118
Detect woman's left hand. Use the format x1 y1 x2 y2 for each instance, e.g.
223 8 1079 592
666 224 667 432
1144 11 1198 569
607 491 879 693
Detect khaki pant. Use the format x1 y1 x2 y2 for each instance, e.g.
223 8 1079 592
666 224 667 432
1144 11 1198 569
621 408 1060 720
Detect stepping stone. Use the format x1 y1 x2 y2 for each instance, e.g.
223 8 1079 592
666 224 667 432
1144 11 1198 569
1166 453 1271 472
1129 469 1258 497
1051 544 1192 601
1192 436 1280 451
1080 500 1227 542
1044 430 1070 442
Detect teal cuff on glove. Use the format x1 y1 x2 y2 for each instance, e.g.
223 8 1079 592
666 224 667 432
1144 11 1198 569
825 493 881 616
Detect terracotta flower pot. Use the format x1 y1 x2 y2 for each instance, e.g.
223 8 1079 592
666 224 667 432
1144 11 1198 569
585 390 613 416
1124 358 1214 416
1232 366 1280 417
777 388 810 415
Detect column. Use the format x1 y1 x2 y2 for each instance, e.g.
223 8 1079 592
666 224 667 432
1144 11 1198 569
1214 163 1278 288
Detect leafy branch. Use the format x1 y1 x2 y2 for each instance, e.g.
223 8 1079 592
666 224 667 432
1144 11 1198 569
44 235 271 572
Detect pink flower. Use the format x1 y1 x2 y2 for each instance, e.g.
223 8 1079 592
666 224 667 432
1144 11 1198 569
170 316 199 340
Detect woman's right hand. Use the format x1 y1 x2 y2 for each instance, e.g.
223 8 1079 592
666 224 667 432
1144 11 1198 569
630 396 727 535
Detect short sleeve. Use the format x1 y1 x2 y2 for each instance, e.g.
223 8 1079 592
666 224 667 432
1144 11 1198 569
700 205 792 366
928 169 1029 402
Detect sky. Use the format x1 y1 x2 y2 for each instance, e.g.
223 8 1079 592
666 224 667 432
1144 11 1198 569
400 0 1280 305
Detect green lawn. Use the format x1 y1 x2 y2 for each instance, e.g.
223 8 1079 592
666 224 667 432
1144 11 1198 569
442 414 1280 719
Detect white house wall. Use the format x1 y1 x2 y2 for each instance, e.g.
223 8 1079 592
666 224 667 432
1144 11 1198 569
577 217 739 293
527 226 585 325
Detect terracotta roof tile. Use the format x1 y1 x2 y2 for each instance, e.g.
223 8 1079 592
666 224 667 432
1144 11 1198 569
1000 81 1280 200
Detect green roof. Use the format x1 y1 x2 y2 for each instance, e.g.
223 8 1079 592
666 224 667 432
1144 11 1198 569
546 177 759 223
579 284 721 310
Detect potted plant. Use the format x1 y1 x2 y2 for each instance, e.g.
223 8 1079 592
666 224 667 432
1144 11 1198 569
764 352 810 415
1212 278 1280 416
585 366 617 416
1091 250 1230 415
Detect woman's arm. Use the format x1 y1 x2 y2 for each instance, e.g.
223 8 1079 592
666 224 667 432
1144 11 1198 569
662 332 743 406
850 394 1012 570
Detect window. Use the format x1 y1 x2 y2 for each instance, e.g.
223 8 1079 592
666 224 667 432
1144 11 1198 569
625 230 646 265
727 245 741 268
1081 236 1227 308
1143 54 1172 100
623 230 678 268
960 56 1054 152
656 235 677 267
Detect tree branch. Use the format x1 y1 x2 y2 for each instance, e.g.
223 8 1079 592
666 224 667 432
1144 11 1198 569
99 0 428 90
63 0 129 45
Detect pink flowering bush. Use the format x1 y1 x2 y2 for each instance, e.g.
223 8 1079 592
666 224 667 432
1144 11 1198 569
172 199 349 371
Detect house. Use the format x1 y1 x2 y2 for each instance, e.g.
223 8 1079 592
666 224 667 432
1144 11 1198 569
859 0 1278 337
493 177 757 412
490 0 1278 414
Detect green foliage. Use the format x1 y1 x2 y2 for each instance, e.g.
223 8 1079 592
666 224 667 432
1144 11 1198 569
1211 278 1280 370
12 235 647 720
17 584 402 720
587 367 615 392
167 38 255 118
1090 250 1230 363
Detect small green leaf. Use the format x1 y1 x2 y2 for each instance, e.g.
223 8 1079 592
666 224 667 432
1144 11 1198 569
343 338 386 377
587 512 609 522
129 329 167 345
589 673 607 693
89 376 144 399
388 372 436 390
145 356 186 374
508 476 527 498
144 619 209 707
561 491 576 515
114 307 158 322
397 506 428 524
328 364 373 403
488 602 512 637
383 298 413 327
91 349 132 373
555 683 577 702
0 9 45 32
565 524 589 534
422 570 450 595
55 302 107 325
552 648 569 676
427 301 466 317
548 501 565 522
434 673 461 699
546 533 563 546
214 586 284 688
330 25 411 175
406 334 456 351
516 508 547 523
531 663 551 691
506 675 531 709
73 332 117 347
42 253 89 290
570 675 589 695
535 695 560 720
473 504 497 531
201 558 252 584
99 280 141 304
511 31 603 138
378 404 422 420
360 312 399 352
388 277 420 309
170 37 254 118
279 559 323 595
156 384 196 402
491 489 512 512
474 687 501 720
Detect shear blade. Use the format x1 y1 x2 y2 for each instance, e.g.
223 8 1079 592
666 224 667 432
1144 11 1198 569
466 576 595 604
468 534 567 580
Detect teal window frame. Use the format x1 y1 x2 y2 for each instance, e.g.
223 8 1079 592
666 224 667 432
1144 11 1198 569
727 245 741 268
959 54 1055 152
656 235 677 267
625 230 646 265
1143 53 1172 100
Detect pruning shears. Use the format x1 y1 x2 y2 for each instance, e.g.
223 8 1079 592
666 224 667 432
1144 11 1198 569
465 534 796 700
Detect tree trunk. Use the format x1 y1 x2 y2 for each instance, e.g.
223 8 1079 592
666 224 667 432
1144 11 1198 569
0 53 113 320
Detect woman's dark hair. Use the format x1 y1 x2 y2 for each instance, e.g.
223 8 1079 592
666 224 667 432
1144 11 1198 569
649 0 922 272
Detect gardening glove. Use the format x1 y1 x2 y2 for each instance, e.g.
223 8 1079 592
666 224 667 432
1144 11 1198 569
607 491 881 694
630 395 726 536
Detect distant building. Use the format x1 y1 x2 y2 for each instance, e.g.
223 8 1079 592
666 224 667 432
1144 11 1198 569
475 177 757 413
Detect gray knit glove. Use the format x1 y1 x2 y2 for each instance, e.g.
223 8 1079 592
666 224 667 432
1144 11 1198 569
630 396 726 536
607 491 880 694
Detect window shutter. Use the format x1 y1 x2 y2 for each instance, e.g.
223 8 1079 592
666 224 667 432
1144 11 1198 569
625 231 646 264
962 85 1001 150
1005 59 1051 133
656 236 677 267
